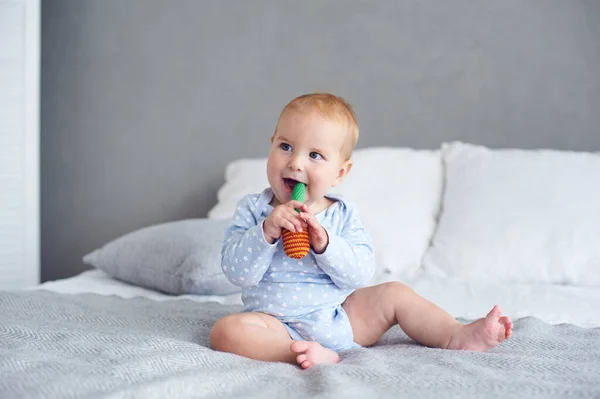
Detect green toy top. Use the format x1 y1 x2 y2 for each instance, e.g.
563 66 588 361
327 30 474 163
292 182 306 212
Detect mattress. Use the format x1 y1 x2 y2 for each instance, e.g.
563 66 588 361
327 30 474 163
34 268 600 328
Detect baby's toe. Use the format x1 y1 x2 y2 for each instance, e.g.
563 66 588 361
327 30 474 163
499 316 513 334
487 305 502 319
296 354 307 364
301 360 313 369
290 341 308 353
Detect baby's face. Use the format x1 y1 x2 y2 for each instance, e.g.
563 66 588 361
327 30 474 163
267 110 351 209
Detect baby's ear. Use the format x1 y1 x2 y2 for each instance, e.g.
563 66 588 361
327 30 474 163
332 159 353 187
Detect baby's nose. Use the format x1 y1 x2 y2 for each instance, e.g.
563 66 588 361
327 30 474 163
288 156 304 171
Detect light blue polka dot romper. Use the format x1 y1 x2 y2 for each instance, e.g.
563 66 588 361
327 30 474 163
221 188 375 352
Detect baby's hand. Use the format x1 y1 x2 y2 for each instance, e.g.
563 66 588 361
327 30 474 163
299 205 329 254
263 200 306 244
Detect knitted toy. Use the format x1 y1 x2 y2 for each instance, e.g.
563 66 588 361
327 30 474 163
282 182 310 259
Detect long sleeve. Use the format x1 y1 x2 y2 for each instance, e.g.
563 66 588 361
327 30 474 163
312 204 375 290
221 195 278 287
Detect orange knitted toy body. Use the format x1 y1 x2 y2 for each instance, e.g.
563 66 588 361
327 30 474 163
283 182 310 259
282 229 310 259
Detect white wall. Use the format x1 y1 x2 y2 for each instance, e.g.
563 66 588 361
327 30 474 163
0 0 40 288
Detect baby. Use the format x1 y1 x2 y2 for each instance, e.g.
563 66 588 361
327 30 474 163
210 93 513 369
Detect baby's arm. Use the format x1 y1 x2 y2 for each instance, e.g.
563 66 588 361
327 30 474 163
311 205 375 290
221 196 278 287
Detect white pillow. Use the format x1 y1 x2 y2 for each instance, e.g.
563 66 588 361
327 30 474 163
423 142 600 287
208 147 443 279
208 158 268 219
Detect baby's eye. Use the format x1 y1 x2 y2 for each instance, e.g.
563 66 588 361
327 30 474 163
309 152 323 160
280 143 292 152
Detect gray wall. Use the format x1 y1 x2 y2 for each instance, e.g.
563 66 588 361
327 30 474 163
42 0 600 282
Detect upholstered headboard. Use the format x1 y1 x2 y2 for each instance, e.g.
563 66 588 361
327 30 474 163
41 0 600 281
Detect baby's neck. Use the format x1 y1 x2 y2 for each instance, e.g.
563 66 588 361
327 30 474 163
309 197 336 215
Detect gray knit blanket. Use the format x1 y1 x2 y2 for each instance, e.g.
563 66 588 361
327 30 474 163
1 290 599 398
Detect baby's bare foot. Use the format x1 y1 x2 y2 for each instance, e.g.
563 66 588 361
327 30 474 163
448 305 513 352
290 341 340 369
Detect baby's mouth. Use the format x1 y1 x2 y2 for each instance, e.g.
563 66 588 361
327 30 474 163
283 178 303 192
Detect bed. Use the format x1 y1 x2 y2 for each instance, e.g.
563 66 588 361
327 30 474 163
3 143 600 397
2 267 600 398
4 145 600 398
5 142 600 398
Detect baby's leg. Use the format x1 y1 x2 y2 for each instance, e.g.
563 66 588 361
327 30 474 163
210 312 339 367
210 312 296 363
343 282 512 351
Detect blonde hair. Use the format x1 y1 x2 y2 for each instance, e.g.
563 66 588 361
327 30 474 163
275 93 359 160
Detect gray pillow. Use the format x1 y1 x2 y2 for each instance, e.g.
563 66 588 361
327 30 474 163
82 218 240 295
